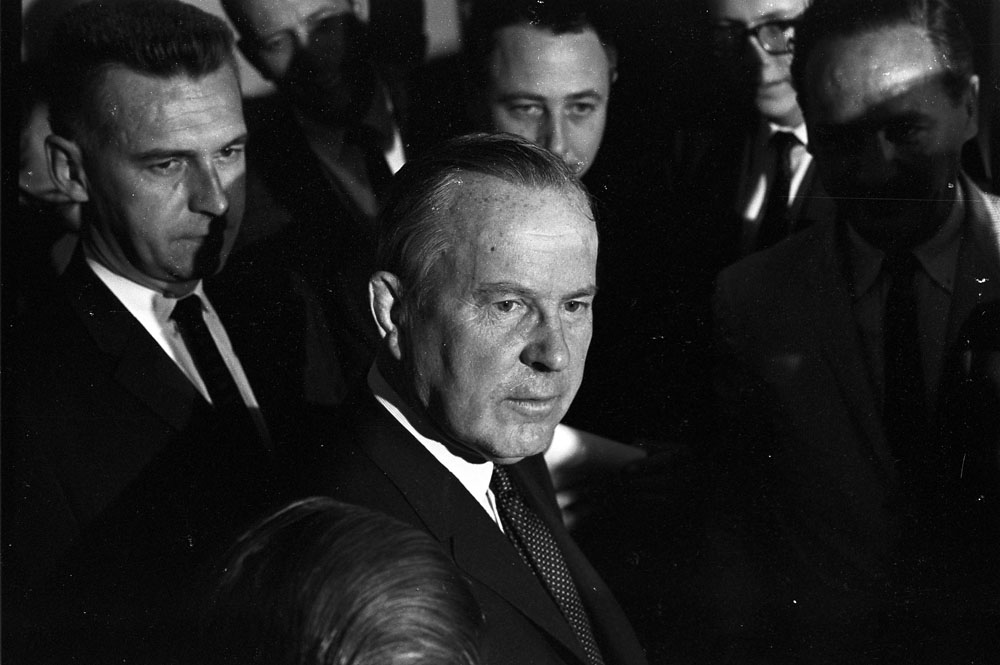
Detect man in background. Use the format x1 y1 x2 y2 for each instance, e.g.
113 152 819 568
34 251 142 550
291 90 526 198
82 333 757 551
711 0 999 660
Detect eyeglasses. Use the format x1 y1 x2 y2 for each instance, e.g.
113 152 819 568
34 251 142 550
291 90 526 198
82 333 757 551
711 19 798 56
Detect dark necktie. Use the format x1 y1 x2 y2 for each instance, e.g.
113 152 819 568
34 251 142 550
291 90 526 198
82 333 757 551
490 465 605 665
756 131 798 252
882 251 928 467
170 295 257 440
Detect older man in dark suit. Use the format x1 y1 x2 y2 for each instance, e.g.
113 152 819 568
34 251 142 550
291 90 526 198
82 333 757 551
710 0 1000 661
2 2 331 660
299 134 648 665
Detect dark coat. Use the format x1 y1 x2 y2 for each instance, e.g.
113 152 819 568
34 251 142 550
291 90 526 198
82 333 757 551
300 389 650 665
709 176 1000 661
2 250 331 662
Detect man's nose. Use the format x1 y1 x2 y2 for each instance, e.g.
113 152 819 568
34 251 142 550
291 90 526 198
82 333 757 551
291 24 312 50
853 132 898 185
540 114 569 164
520 315 570 372
189 166 228 217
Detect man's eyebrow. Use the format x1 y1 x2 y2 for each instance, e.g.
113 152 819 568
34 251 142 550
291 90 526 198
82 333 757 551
566 90 604 102
495 92 546 104
133 133 248 161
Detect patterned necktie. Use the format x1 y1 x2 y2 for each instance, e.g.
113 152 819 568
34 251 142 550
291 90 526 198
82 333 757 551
170 295 258 442
756 131 799 251
490 465 605 665
882 251 928 468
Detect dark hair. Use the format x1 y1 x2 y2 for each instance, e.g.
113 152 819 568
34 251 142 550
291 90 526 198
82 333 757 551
463 0 617 85
47 0 237 141
375 132 593 314
790 0 975 109
203 498 483 665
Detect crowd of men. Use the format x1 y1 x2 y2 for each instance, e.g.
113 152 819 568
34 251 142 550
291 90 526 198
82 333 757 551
5 0 998 663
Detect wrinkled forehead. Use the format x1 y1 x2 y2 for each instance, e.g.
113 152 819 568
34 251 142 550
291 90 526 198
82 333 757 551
446 175 595 248
806 24 948 122
233 0 365 36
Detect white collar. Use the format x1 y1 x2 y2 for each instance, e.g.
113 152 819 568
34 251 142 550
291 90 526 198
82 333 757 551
766 120 809 146
84 251 206 323
367 365 496 517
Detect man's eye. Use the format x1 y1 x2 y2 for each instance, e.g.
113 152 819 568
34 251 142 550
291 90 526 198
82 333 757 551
262 33 292 53
885 122 922 144
506 104 543 119
564 300 590 314
150 159 182 174
567 103 596 118
217 146 245 163
494 300 520 313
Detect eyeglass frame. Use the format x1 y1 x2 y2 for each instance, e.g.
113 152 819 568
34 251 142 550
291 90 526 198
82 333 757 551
710 18 798 56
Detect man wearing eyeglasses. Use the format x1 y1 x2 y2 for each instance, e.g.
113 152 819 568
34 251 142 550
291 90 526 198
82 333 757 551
219 0 426 394
670 0 833 267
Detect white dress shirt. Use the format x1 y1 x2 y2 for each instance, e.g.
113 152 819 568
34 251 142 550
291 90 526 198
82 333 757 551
368 365 504 527
86 255 269 442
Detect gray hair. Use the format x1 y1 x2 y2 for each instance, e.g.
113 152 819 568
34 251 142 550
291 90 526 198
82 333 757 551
375 132 594 315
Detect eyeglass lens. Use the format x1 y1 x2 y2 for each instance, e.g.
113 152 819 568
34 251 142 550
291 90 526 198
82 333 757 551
712 21 795 55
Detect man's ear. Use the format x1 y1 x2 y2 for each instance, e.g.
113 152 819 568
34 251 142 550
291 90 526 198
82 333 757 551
370 271 406 361
46 135 90 203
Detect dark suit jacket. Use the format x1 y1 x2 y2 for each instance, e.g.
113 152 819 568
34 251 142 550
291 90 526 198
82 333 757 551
710 176 1000 660
669 116 835 274
300 389 648 665
2 250 327 662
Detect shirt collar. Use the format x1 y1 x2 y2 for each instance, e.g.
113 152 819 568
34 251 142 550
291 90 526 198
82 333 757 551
846 182 966 299
84 249 206 321
367 365 494 506
765 119 809 147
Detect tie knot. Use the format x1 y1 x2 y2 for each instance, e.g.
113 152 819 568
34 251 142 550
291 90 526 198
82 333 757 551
490 465 515 496
171 294 204 325
883 251 920 282
771 130 798 155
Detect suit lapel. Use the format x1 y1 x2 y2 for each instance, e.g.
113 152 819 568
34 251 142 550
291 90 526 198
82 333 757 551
350 395 588 663
799 224 895 476
791 160 836 232
64 252 206 434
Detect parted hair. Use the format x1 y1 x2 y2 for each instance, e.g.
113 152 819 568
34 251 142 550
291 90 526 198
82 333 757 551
790 0 975 108
47 0 236 141
375 132 593 314
203 497 483 665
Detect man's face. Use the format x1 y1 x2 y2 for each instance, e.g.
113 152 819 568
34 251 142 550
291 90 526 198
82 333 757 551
486 24 613 176
79 66 247 295
232 0 375 122
804 23 978 248
403 175 597 463
708 0 807 127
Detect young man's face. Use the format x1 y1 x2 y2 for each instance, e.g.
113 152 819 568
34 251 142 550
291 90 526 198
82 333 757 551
485 24 613 176
708 0 808 127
